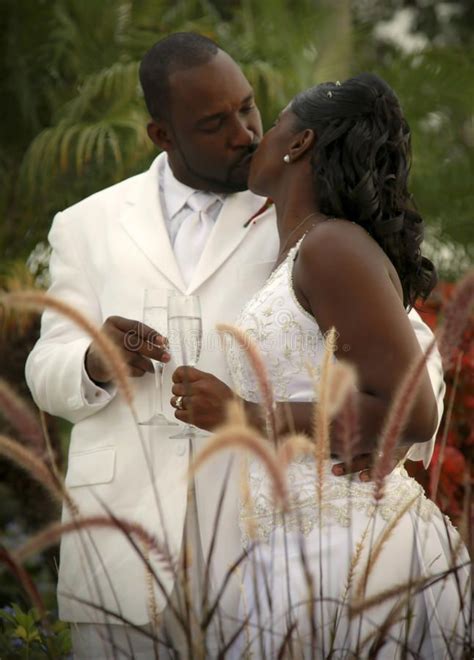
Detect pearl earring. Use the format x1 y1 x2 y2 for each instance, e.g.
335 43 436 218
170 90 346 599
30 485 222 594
283 154 290 163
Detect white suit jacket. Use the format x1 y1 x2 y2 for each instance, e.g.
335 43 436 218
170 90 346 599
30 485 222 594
25 153 444 627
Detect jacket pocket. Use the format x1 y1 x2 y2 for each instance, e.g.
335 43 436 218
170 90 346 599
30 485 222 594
66 446 116 487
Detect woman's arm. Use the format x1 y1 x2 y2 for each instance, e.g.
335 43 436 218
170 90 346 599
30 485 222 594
280 221 438 455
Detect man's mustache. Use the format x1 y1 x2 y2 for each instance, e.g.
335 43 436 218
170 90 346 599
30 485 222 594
247 141 260 155
233 142 260 167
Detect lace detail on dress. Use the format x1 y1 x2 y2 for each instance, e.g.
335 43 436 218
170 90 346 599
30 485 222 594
240 458 438 549
226 239 324 403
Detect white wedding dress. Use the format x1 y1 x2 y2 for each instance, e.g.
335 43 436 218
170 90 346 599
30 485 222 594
226 238 471 659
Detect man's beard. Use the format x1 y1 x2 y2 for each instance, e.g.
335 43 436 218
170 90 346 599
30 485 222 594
170 126 258 193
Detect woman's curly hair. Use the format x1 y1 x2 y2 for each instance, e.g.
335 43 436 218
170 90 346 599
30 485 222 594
291 72 436 309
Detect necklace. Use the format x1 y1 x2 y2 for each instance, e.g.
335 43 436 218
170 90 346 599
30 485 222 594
277 211 323 260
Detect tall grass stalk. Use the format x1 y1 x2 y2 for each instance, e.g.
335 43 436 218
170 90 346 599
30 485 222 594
372 338 436 501
0 433 63 503
1 279 472 656
0 378 44 453
15 515 174 569
217 323 277 444
1 290 134 409
313 326 337 660
438 269 474 371
189 425 287 507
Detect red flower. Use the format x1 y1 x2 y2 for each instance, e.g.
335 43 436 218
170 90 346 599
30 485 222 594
429 446 467 517
445 430 458 447
415 278 472 523
461 345 474 370
463 394 474 410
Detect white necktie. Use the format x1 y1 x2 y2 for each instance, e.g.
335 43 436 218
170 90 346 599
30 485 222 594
173 191 216 287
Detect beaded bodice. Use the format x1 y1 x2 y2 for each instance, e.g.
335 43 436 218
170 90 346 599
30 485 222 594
226 239 325 403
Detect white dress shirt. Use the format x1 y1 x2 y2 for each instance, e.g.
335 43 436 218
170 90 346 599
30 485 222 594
160 157 225 246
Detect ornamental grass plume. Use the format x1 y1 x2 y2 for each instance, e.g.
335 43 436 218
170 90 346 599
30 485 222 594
144 545 160 631
39 408 72 505
0 433 63 503
326 360 359 469
189 425 287 507
372 337 436 502
200 547 251 633
0 546 46 619
15 515 175 570
350 577 424 621
224 397 247 426
12 514 184 634
312 327 337 497
277 433 316 466
217 323 277 443
341 522 371 601
349 566 457 618
0 378 44 454
238 457 257 543
310 327 337 659
188 425 287 506
326 359 358 419
371 271 474 503
0 262 40 342
430 352 463 505
437 268 474 371
335 389 361 474
354 494 421 601
1 290 134 410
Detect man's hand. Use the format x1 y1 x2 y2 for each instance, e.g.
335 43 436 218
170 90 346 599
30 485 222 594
171 366 234 431
85 315 170 384
331 446 408 482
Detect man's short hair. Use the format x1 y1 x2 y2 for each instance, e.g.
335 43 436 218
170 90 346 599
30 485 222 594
139 32 220 120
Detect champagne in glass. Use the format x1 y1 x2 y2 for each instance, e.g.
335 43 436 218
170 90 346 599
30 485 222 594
168 315 202 367
139 288 178 427
168 295 203 439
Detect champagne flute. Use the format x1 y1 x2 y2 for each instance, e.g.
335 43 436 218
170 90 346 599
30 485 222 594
139 289 178 426
167 294 203 439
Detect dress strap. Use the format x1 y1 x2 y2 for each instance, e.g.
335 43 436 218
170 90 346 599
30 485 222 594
290 234 308 262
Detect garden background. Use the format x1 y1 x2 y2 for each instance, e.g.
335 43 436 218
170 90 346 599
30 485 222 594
0 0 472 649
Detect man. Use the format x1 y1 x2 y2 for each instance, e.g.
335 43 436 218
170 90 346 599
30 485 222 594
26 33 444 658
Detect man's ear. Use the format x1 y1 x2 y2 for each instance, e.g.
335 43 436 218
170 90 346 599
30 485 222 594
147 119 173 151
288 128 315 162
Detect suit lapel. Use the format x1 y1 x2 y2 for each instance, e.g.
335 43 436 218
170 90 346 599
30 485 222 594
119 154 269 294
187 191 268 293
119 155 187 292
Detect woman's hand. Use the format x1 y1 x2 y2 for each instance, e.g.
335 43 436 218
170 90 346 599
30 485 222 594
170 366 235 430
331 446 409 481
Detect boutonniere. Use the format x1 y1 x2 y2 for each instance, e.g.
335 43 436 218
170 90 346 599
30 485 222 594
243 198 274 228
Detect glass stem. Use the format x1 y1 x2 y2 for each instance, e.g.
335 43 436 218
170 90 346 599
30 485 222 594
154 362 164 415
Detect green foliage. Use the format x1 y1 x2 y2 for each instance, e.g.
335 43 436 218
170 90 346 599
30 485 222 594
0 604 71 659
352 27 474 265
1 0 472 271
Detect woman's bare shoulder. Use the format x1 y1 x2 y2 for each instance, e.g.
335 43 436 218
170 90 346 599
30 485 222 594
298 218 384 279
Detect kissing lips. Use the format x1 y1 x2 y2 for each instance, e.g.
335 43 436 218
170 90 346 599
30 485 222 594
232 150 255 172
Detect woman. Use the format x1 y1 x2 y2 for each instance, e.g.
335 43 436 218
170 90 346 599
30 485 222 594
226 73 470 659
175 73 471 657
